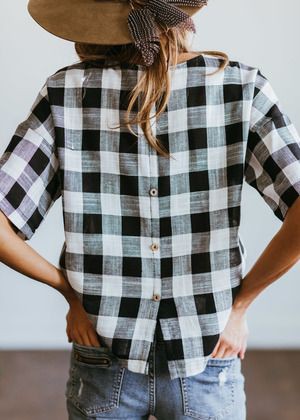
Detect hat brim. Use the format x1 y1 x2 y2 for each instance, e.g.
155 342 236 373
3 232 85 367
28 0 203 45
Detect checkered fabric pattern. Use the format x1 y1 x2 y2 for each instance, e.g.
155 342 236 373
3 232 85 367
0 54 299 380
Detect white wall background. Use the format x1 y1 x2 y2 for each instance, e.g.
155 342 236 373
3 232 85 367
0 0 299 349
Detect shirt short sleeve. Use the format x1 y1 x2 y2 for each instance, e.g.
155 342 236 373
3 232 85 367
244 68 300 222
0 78 61 240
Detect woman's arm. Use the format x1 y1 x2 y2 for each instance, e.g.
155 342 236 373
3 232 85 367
211 196 300 358
232 195 300 314
0 209 78 306
0 209 102 347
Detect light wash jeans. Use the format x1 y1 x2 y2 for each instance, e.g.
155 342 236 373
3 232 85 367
65 324 247 420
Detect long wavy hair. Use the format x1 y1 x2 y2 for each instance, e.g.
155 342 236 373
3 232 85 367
74 4 229 158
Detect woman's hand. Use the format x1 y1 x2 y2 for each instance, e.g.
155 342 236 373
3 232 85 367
66 301 102 347
210 308 249 359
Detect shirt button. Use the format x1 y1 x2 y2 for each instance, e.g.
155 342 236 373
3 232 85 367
153 294 161 301
149 188 158 196
150 243 159 251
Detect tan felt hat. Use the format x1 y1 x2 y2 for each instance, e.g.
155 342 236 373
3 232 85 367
27 0 205 45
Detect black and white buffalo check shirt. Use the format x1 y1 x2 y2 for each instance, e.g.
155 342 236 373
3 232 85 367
0 54 300 379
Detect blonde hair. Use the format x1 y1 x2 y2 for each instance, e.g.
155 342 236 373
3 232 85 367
75 6 229 158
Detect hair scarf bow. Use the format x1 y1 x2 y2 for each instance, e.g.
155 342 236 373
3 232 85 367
127 0 208 67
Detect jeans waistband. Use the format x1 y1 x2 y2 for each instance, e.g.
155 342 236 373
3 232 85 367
154 322 164 342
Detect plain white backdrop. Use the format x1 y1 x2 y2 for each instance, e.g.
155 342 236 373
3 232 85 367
0 0 299 349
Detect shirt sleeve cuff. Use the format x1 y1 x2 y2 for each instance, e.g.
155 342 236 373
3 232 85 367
0 190 34 241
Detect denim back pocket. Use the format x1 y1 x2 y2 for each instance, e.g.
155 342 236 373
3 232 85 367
65 342 125 417
180 356 241 419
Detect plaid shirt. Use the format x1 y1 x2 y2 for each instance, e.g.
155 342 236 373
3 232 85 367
0 54 300 380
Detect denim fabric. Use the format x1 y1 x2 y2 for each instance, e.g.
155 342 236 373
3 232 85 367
65 324 247 420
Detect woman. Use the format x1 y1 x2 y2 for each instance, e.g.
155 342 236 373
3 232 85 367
0 0 299 419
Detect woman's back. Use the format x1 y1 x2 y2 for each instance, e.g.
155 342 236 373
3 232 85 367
1 51 299 380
